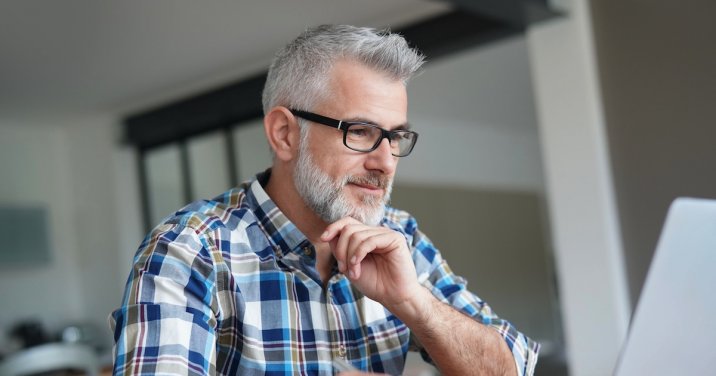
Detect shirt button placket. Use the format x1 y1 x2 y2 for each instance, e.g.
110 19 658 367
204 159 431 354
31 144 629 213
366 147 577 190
326 282 347 362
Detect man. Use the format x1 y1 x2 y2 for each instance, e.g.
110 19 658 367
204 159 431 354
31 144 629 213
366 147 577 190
111 25 539 375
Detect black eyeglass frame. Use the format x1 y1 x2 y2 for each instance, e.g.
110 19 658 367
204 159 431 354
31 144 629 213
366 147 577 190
289 109 419 157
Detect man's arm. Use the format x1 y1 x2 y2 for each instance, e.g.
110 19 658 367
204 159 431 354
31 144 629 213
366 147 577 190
110 224 219 375
322 217 538 376
391 286 517 375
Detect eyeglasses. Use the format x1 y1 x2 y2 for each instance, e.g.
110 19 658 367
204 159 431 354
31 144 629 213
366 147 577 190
289 109 418 157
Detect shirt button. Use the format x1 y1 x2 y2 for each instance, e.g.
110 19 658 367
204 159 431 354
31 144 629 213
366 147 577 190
338 344 346 358
303 246 313 256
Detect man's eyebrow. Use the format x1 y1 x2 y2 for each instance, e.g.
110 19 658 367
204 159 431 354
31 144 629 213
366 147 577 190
344 116 412 131
393 123 411 131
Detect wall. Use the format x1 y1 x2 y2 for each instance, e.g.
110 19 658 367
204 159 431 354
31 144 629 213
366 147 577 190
590 0 716 306
0 123 83 349
402 36 544 192
63 115 125 351
0 115 129 354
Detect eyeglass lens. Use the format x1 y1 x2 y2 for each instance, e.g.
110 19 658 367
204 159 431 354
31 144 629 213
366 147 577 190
344 123 416 156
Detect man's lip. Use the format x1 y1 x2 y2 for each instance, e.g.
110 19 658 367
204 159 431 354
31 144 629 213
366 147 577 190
349 182 382 191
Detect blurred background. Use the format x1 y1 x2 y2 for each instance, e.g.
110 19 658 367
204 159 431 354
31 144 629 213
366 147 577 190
0 0 714 375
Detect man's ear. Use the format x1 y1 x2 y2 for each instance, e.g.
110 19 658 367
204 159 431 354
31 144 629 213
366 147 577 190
264 107 300 162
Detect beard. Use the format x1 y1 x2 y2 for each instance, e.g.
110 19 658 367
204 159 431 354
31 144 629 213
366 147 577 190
293 140 392 226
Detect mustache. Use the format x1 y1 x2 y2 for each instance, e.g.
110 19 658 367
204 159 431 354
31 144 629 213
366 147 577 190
345 173 391 189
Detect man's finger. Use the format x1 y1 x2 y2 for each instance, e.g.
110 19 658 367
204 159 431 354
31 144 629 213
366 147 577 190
329 237 347 273
332 223 362 268
351 232 399 266
344 228 382 264
320 217 361 242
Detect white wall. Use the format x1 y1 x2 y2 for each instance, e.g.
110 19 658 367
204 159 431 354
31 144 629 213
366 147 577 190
0 123 83 349
402 36 544 192
0 115 133 354
399 114 544 192
63 115 126 351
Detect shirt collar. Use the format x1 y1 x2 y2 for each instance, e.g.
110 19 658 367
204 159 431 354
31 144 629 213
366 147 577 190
244 169 311 258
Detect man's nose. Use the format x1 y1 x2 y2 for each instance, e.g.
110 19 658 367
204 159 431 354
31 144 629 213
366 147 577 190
365 138 397 175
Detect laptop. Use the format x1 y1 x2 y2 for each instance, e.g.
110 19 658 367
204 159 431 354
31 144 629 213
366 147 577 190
613 197 716 375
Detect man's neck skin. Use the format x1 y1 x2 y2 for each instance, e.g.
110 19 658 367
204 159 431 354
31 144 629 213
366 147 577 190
264 164 335 284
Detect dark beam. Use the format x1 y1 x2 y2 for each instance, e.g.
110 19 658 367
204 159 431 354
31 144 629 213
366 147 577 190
445 0 561 28
399 9 518 60
125 73 265 149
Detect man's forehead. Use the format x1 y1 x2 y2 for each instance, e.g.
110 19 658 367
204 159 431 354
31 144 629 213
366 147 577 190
322 65 407 116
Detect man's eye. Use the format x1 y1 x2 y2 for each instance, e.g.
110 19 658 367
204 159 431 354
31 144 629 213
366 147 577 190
348 128 369 137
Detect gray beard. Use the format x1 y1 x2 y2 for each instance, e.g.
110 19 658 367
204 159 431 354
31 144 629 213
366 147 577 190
293 141 392 226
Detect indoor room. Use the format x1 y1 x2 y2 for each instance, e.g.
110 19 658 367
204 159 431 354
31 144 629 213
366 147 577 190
1 1 714 375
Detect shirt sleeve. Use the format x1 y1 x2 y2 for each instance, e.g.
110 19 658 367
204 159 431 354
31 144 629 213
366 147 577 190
109 223 220 376
399 215 540 376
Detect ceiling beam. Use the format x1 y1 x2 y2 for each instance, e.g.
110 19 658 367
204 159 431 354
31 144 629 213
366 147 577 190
443 0 561 28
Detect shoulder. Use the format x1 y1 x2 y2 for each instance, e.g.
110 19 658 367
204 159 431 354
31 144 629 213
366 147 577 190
382 205 418 235
130 187 271 288
141 187 260 255
382 206 430 252
162 187 256 233
382 205 441 267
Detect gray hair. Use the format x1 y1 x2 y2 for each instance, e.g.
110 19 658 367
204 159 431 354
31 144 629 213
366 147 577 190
262 24 425 115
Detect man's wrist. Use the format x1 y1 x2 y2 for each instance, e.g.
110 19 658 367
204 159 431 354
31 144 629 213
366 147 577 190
385 285 435 327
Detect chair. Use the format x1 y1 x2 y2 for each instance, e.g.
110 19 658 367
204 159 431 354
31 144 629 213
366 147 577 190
0 343 99 376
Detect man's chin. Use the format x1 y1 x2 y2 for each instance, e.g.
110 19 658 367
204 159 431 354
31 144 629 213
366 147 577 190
349 205 385 226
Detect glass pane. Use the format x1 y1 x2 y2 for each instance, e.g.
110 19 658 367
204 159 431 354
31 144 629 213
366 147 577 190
145 143 184 225
188 131 230 200
233 119 273 183
345 124 380 150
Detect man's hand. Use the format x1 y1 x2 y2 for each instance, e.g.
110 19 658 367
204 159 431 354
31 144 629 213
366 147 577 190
322 218 521 376
321 217 422 309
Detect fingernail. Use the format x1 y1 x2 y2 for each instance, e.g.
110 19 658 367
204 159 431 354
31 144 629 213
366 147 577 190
321 231 328 239
337 261 344 272
349 270 356 279
350 256 357 265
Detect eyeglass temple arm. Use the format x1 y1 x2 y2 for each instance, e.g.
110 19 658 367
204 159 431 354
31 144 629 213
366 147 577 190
289 109 343 130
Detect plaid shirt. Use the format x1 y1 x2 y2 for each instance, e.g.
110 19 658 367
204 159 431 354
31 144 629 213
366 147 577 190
111 171 539 375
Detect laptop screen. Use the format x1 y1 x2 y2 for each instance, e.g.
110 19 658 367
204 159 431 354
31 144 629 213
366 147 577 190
614 197 716 375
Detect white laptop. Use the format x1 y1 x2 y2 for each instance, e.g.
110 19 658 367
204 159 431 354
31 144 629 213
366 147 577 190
614 197 716 375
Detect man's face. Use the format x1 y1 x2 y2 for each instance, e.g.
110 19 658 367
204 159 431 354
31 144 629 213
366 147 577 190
293 60 408 225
